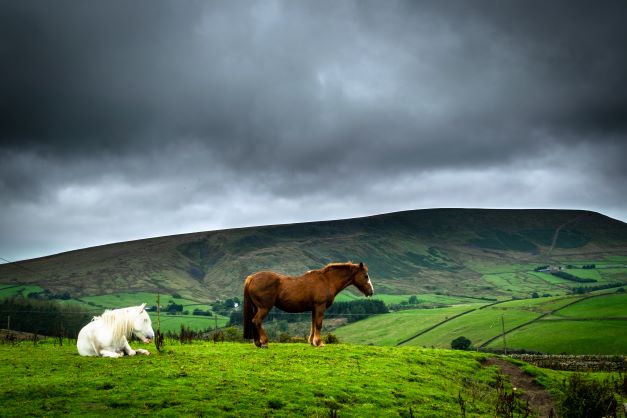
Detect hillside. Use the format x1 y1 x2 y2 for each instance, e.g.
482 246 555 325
1 209 626 301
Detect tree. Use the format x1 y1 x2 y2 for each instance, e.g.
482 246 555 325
408 295 419 304
451 336 471 350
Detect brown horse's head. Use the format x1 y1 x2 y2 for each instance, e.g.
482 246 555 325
353 262 374 297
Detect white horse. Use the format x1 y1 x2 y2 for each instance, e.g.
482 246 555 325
77 303 155 358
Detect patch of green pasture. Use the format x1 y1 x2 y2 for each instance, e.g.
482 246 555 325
603 255 627 263
498 295 583 313
401 296 582 349
550 293 627 319
464 262 537 274
404 307 538 349
491 320 627 355
414 294 492 305
80 292 215 313
0 342 501 417
527 271 571 286
335 304 483 346
597 267 627 283
0 284 44 298
151 313 229 333
482 273 546 296
336 292 486 306
562 268 602 281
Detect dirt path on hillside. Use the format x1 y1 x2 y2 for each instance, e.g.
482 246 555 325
485 358 557 418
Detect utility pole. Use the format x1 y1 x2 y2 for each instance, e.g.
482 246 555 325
501 315 507 355
7 315 10 331
156 293 161 331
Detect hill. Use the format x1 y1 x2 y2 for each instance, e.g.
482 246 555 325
1 208 626 302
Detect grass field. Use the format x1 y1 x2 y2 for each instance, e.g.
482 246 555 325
0 284 45 298
481 293 627 354
334 304 483 346
333 292 627 354
0 342 510 417
549 293 627 319
491 320 627 354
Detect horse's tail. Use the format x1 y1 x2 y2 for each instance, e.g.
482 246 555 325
243 276 257 340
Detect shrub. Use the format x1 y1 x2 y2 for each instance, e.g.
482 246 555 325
558 373 617 418
451 336 471 350
324 333 340 344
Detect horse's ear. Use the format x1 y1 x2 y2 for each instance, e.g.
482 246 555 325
139 303 146 311
359 262 364 269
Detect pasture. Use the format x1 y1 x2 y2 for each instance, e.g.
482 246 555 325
1 341 509 417
334 292 627 354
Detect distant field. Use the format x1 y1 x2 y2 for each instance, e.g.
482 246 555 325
334 292 627 354
334 304 483 346
400 295 585 349
491 320 627 355
549 293 627 319
150 313 229 333
77 292 230 333
335 292 489 306
0 284 45 298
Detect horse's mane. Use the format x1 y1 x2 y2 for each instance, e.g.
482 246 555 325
93 307 138 343
320 262 359 273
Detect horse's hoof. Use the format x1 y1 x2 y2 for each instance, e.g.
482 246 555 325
260 344 269 349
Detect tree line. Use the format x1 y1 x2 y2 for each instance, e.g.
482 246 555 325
0 297 93 338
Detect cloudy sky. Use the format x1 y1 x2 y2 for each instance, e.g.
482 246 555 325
1 1 626 262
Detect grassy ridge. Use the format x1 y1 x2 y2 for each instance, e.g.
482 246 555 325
0 342 505 417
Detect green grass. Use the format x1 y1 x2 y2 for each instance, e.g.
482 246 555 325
490 320 627 354
400 295 584 349
550 293 627 319
151 313 229 333
334 293 627 354
335 304 483 346
0 284 45 298
403 305 539 349
0 342 505 417
562 269 602 281
336 293 487 306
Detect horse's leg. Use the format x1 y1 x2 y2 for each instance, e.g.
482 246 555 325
308 321 315 345
311 305 326 347
99 349 123 358
252 307 270 348
122 337 137 356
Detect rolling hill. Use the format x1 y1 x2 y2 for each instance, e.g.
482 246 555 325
1 208 626 302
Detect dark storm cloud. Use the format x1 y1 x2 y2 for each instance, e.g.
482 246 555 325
1 0 627 260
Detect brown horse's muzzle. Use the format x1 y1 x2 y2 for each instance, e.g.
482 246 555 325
363 283 374 297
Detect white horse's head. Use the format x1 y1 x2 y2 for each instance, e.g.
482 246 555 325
132 303 155 343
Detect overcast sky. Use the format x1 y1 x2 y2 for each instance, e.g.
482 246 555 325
1 1 627 262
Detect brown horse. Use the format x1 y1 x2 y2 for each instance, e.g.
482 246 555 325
243 262 374 347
